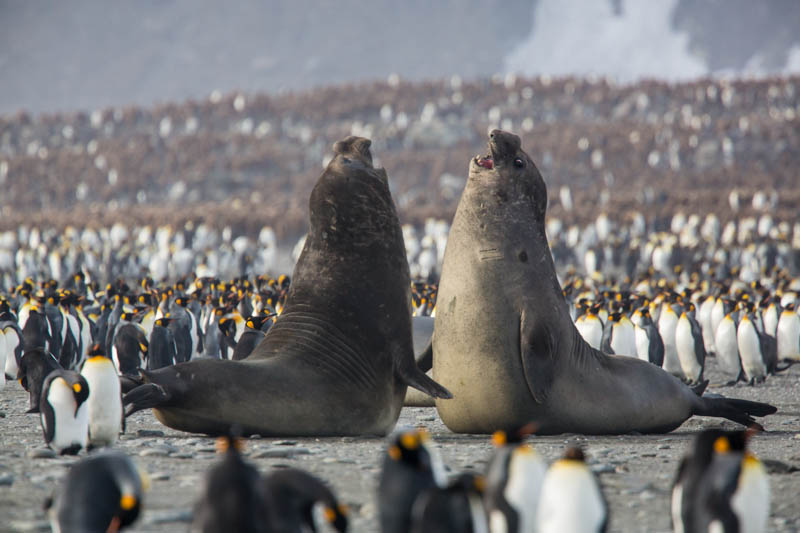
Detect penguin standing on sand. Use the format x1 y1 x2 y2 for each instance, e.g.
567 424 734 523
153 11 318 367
776 303 800 360
261 468 349 532
675 304 706 385
737 306 776 384
601 310 637 357
1 303 24 380
379 429 445 533
80 345 124 448
576 305 604 351
40 369 90 455
537 447 608 533
675 430 769 533
715 311 742 380
484 425 546 533
411 473 488 533
46 451 146 532
659 302 683 380
191 434 268 533
632 308 664 366
148 318 177 371
17 348 61 413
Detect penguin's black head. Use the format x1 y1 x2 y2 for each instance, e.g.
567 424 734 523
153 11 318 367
322 503 349 532
70 376 90 411
386 430 433 471
491 422 538 447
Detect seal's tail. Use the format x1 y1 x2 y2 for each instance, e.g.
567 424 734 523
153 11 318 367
695 397 777 431
123 383 171 417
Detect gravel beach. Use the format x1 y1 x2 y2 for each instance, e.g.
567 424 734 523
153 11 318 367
1 359 799 533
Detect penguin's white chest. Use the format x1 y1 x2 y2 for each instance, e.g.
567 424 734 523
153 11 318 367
776 313 800 359
503 452 547 533
634 325 650 362
537 463 605 533
81 363 122 446
610 321 636 358
675 316 702 382
659 310 681 376
44 381 88 452
737 321 766 381
576 317 603 351
715 319 740 375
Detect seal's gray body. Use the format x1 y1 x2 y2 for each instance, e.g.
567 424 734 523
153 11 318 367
127 137 450 436
433 130 775 435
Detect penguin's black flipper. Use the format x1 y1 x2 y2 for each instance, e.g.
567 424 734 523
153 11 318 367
123 383 171 417
696 397 777 431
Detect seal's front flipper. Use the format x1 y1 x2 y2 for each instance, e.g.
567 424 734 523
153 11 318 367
123 383 171 417
520 309 556 404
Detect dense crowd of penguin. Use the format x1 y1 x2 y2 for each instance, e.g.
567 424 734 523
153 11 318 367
0 231 795 531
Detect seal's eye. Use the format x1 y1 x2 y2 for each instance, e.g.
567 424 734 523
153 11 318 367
514 158 524 168
342 157 351 164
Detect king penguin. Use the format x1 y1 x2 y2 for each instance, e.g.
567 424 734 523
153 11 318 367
737 307 774 384
80 344 124 448
484 425 546 533
632 307 664 366
379 429 446 533
601 310 637 357
576 305 604 351
675 304 706 385
191 433 268 533
411 473 489 533
659 302 683 379
46 450 146 532
537 447 608 533
715 311 742 381
261 467 349 533
776 303 800 360
40 369 90 455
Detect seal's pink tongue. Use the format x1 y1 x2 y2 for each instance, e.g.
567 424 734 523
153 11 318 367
477 156 493 169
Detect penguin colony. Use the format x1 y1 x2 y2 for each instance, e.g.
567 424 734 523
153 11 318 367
0 124 797 532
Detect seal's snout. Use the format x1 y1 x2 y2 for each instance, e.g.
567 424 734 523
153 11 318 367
488 129 522 164
333 135 373 166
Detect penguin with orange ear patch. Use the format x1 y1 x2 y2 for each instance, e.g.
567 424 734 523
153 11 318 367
80 343 124 448
40 368 90 455
192 431 268 533
46 450 146 532
379 429 446 533
261 467 349 532
485 423 546 533
537 447 608 533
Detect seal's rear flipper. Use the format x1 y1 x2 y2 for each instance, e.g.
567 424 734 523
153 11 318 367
123 383 171 417
398 365 452 399
696 397 777 430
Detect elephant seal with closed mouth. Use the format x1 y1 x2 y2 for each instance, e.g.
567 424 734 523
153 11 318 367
432 129 775 435
124 136 451 436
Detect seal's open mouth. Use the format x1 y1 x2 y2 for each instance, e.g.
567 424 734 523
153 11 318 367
475 155 494 169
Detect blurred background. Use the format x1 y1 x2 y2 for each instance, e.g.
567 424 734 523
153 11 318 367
1 0 799 281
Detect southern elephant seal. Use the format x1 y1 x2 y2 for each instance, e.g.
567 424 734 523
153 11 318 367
432 130 776 435
124 136 451 436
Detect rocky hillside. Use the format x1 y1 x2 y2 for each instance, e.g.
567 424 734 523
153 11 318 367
1 75 798 241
